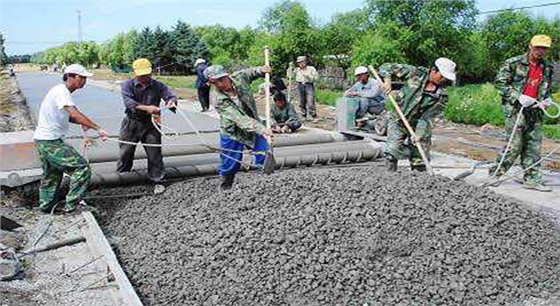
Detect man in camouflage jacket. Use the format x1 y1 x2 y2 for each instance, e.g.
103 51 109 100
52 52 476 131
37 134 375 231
488 35 556 192
379 58 457 171
204 65 273 190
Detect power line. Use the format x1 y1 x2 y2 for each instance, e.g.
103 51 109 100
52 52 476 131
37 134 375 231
478 1 560 15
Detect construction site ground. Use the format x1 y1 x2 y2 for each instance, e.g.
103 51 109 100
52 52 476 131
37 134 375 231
1 68 560 305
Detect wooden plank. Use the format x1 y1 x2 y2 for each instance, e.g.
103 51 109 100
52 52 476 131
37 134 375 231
81 212 144 306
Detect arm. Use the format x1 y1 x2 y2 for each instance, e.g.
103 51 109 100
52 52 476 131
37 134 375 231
233 66 266 85
159 82 178 109
308 66 319 83
219 101 268 135
344 83 359 97
65 106 108 139
358 81 383 99
378 63 417 93
494 60 520 105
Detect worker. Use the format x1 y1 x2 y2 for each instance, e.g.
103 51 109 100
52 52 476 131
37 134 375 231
344 66 386 126
380 58 456 172
33 64 108 213
488 35 556 192
195 58 210 112
271 92 302 134
117 58 178 194
292 56 319 122
204 65 273 190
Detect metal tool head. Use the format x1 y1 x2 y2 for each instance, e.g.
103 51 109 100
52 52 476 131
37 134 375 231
263 151 276 175
0 216 23 231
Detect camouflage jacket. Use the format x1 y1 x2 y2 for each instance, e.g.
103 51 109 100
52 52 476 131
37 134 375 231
215 67 267 146
272 101 300 125
379 63 449 120
495 53 556 105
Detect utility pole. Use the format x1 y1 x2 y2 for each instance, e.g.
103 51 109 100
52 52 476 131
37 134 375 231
77 10 82 43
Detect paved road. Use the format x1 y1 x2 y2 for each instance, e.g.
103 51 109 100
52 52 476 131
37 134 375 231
17 72 218 137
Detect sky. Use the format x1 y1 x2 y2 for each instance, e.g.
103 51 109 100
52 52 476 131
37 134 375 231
1 0 559 55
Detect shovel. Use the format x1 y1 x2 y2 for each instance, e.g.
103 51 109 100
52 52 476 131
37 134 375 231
263 46 276 174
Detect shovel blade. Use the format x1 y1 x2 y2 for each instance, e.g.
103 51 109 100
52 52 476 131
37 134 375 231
1 216 23 231
263 151 276 175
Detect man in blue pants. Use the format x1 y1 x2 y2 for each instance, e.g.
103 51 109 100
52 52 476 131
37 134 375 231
204 65 273 190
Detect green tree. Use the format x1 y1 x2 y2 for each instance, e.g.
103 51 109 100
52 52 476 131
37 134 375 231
351 32 405 69
170 21 209 74
365 0 477 70
0 32 7 66
482 11 536 73
259 1 323 71
133 27 157 61
152 26 173 73
322 9 369 68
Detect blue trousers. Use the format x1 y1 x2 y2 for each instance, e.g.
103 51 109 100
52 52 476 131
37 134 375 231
219 134 268 176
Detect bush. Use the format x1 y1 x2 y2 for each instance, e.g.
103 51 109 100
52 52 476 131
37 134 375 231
445 83 504 126
543 125 560 140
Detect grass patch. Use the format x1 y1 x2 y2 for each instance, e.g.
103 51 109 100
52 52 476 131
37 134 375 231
155 75 196 89
316 89 342 106
445 83 504 126
543 124 560 140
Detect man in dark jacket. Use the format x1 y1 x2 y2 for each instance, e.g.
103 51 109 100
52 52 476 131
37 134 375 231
117 58 178 194
195 58 210 112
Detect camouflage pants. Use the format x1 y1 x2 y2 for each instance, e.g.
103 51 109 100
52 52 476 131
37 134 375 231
385 114 433 166
489 106 543 183
35 139 91 211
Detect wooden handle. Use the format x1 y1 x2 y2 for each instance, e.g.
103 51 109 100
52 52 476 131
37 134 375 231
264 46 271 130
368 65 434 175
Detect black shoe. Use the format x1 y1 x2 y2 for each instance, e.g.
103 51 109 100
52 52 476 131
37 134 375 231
411 165 426 172
386 159 398 172
220 174 235 190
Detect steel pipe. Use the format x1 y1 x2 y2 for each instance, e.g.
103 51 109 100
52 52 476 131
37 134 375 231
90 140 382 187
71 131 345 163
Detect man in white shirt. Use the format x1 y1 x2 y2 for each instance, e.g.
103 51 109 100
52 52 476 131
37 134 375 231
33 64 108 213
292 56 319 122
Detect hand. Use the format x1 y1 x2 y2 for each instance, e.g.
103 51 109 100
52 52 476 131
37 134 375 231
165 101 177 113
81 125 90 132
518 94 537 107
346 91 358 97
262 65 272 74
281 125 291 133
97 129 108 141
410 135 421 144
263 129 273 143
383 81 392 94
145 105 161 115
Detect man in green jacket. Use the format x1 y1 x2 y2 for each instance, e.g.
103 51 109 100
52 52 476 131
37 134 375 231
271 92 302 133
488 35 556 192
204 65 273 190
380 58 456 172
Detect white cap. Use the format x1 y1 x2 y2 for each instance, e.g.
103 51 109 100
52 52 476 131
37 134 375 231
296 56 307 63
195 58 206 66
434 57 456 81
354 66 368 76
63 64 93 77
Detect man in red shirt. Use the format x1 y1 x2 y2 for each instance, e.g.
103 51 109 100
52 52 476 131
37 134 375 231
488 35 556 191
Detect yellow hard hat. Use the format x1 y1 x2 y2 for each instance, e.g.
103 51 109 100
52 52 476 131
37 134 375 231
530 35 552 48
132 58 152 76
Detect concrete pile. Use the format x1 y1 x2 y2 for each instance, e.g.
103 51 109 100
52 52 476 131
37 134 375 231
95 167 560 305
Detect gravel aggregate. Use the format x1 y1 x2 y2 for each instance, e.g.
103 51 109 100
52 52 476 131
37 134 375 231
95 167 560 306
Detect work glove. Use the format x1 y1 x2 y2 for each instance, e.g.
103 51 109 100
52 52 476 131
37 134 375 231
518 94 537 107
281 125 291 133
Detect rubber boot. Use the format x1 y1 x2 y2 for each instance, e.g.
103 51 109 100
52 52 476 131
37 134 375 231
411 164 426 172
386 158 398 172
220 174 235 190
